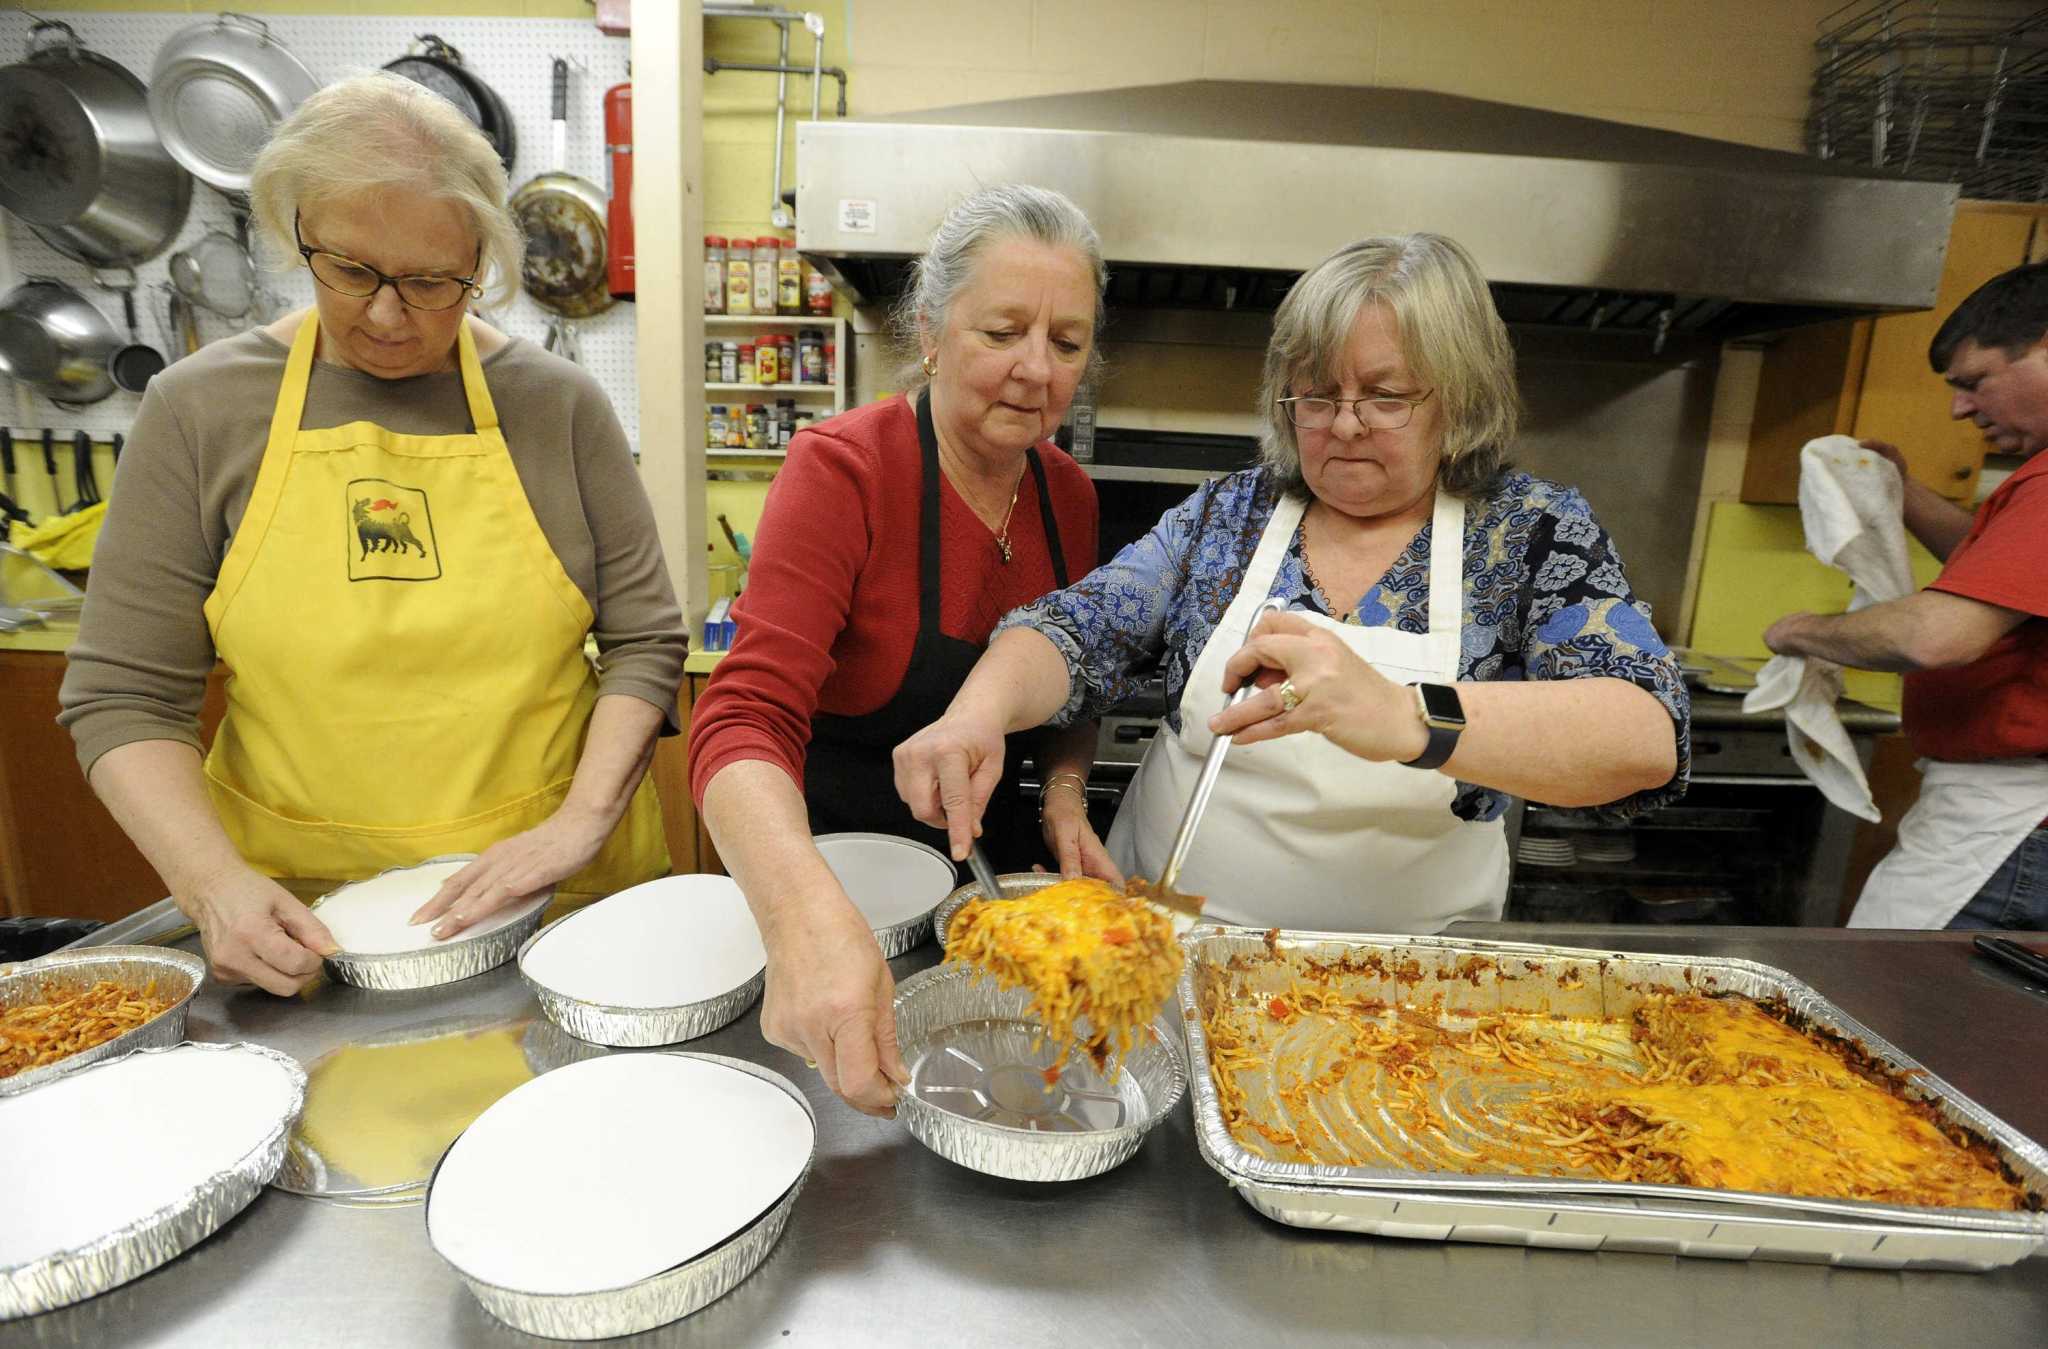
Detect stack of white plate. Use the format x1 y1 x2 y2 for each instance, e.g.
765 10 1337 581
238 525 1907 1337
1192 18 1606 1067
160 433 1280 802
1515 835 1576 868
427 1053 815 1339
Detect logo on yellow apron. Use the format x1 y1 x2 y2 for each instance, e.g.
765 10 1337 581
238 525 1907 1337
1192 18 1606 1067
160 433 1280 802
347 479 440 582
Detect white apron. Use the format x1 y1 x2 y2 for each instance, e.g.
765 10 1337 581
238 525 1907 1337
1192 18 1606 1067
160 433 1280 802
1107 489 1509 932
1848 758 2048 928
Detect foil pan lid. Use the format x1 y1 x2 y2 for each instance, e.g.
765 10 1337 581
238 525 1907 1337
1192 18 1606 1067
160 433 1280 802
426 1053 814 1296
518 874 765 1011
1 1042 307 1297
312 855 549 958
813 832 957 938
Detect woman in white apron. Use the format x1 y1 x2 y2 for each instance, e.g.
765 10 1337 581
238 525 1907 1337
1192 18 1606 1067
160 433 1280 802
893 234 1690 932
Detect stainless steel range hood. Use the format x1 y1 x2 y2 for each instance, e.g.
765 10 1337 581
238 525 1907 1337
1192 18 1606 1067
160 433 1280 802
795 82 1959 339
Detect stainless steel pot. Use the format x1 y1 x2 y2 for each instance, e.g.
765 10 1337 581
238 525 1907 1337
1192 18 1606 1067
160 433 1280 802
0 281 121 407
0 20 192 268
149 12 320 196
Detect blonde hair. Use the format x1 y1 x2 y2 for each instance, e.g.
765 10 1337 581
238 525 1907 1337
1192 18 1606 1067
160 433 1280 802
248 73 524 309
1259 233 1519 498
890 184 1109 390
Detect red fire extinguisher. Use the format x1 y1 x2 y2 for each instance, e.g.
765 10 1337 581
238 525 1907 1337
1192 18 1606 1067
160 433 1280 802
604 80 634 301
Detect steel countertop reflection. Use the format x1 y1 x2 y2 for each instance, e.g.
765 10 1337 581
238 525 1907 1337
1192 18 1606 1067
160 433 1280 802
12 908 2047 1347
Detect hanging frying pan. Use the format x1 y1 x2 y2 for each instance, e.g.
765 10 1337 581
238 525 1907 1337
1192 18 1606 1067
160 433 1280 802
509 59 614 320
0 20 192 269
382 36 516 175
148 13 320 196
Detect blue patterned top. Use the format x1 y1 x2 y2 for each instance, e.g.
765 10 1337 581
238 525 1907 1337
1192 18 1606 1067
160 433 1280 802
997 466 1690 823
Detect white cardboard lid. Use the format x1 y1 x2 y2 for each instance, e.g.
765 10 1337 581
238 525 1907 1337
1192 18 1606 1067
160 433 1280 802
814 833 957 931
0 1044 301 1266
426 1054 813 1295
520 874 766 1009
315 859 549 956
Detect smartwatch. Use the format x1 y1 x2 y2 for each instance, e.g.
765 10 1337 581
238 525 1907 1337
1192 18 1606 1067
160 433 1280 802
1403 682 1466 770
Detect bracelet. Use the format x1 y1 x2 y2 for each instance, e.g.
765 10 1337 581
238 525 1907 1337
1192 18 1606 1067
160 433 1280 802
1037 772 1087 822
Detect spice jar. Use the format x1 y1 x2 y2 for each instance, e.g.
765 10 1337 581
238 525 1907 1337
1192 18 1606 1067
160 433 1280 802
797 328 824 384
743 404 768 449
804 261 833 315
719 340 740 382
703 236 727 314
776 333 795 385
737 341 756 384
725 238 754 316
751 237 777 319
777 237 803 315
754 336 780 386
704 342 722 382
824 340 837 385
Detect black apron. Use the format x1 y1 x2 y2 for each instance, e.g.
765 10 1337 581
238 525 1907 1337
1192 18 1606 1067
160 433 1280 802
804 391 1069 872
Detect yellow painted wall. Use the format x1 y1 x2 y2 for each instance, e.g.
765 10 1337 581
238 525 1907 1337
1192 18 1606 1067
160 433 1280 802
1688 501 1946 714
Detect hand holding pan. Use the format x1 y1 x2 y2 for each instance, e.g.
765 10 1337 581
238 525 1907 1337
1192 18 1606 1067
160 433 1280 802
509 58 613 320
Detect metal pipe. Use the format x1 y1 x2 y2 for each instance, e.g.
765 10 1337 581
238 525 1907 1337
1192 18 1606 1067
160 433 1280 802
702 57 848 117
771 17 790 226
807 12 825 123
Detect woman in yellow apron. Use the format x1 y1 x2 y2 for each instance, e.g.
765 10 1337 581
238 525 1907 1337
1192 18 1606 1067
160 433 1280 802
60 76 681 995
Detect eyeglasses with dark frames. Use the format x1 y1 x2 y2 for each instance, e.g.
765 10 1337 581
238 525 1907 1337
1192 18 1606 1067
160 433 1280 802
1277 389 1435 431
294 211 482 312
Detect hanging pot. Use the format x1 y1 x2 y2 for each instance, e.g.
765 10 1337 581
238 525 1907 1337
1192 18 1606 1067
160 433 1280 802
0 280 120 407
382 35 517 176
0 20 192 269
509 58 615 320
149 12 321 196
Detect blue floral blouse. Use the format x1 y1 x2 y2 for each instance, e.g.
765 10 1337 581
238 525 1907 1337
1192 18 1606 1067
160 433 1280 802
997 466 1691 823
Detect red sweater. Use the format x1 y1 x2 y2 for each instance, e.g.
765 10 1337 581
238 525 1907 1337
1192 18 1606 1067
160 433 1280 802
688 396 1098 805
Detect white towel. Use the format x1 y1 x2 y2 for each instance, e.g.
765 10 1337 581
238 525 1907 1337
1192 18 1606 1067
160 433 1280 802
1744 436 1915 822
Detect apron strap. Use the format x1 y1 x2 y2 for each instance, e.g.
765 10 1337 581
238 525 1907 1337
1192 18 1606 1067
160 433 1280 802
914 390 945 632
266 313 323 455
1025 446 1068 588
455 319 502 434
1425 491 1465 636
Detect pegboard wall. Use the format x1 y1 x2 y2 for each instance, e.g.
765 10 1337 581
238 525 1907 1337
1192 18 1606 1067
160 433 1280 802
0 11 638 446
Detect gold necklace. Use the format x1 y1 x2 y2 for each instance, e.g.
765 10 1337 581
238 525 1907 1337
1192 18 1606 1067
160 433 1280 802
994 483 1020 564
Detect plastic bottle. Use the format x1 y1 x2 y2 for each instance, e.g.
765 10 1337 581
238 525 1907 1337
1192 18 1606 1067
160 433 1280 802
777 236 803 315
751 237 777 319
719 340 739 382
797 328 823 384
754 336 780 386
804 261 833 315
725 238 754 316
776 333 795 386
703 236 727 314
738 341 756 384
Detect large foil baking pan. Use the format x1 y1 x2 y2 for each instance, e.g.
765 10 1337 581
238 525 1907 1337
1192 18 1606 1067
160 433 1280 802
516 913 764 1048
1181 927 2048 1270
427 1053 814 1340
1 1041 307 1317
0 946 206 1097
893 961 1186 1183
814 831 957 958
318 857 551 991
930 871 1061 952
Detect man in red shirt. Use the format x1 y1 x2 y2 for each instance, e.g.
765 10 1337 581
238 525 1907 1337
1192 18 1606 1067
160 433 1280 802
1766 262 2048 929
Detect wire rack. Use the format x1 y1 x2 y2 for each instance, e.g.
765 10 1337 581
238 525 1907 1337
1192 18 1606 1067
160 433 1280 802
1807 2 2048 201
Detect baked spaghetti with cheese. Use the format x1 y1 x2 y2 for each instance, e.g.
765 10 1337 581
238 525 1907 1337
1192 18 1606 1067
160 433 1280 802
946 878 1182 1076
0 979 175 1081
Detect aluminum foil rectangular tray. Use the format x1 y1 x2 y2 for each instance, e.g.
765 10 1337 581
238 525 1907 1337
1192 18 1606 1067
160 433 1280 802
1179 927 2048 1270
428 1053 814 1340
1 1041 308 1317
0 947 207 1098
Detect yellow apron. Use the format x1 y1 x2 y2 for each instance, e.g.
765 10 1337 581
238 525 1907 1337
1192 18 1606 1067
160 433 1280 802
201 313 667 898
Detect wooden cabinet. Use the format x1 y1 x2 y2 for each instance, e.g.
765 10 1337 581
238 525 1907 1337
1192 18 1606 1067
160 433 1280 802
647 672 724 876
0 651 226 924
1743 203 2048 504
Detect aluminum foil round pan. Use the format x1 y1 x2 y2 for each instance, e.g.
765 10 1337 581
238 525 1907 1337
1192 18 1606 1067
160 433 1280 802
813 832 960 958
0 1041 307 1318
930 871 1062 953
893 962 1186 1183
316 856 552 991
518 1015 613 1077
429 1054 815 1340
0 945 206 1098
515 877 766 1047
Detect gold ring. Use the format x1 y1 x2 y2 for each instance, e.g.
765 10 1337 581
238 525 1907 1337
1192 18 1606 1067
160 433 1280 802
1276 679 1302 713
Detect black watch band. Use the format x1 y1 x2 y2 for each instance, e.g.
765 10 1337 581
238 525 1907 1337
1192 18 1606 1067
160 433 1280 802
1403 682 1465 771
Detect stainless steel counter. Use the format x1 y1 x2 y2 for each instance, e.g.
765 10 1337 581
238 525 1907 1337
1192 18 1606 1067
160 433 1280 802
13 919 2046 1347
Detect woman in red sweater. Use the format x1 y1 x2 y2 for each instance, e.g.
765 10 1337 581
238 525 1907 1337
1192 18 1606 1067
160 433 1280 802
688 186 1108 1116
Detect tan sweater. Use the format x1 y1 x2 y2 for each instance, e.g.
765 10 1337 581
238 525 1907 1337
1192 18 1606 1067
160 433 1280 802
59 325 688 775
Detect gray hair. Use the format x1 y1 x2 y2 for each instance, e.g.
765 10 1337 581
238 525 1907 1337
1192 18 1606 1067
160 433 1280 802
891 184 1109 389
249 73 524 310
1259 233 1519 499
